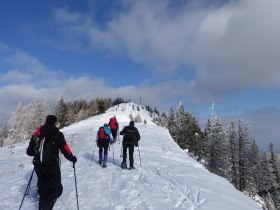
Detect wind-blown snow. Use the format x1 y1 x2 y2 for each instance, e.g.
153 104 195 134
0 103 262 210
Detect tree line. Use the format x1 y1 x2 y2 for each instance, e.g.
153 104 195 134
0 96 159 147
163 103 280 210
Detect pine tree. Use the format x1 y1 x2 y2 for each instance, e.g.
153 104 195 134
227 122 239 188
268 143 280 187
174 103 188 149
112 97 125 106
97 99 105 114
76 98 89 121
268 143 280 209
259 151 277 205
166 107 176 140
29 100 48 134
53 96 67 128
159 113 168 127
237 118 252 192
258 151 278 210
65 104 76 126
204 103 229 178
247 139 261 196
173 103 204 159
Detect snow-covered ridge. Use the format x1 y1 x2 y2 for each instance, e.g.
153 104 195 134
0 102 262 210
106 102 157 125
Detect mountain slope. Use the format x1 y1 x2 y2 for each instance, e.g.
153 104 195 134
0 103 262 210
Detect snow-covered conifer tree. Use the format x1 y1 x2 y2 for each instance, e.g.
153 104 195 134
166 107 176 139
4 100 48 145
268 143 280 208
246 139 261 196
204 103 229 178
54 96 67 128
227 121 239 188
237 118 252 192
173 103 204 159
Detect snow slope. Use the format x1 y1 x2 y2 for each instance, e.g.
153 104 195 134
0 103 262 210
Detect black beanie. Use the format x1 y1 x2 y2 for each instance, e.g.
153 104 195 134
129 121 134 127
46 115 57 125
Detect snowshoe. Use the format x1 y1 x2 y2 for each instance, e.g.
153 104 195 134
121 162 127 169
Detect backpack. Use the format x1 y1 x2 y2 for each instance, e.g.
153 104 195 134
98 127 108 140
124 128 136 142
33 136 56 165
109 117 117 130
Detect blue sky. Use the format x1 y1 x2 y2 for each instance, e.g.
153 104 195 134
0 0 279 151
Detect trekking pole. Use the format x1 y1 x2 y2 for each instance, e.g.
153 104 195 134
19 168 35 210
90 150 95 166
90 142 97 166
118 131 120 144
112 143 115 165
138 143 142 167
73 163 79 210
120 143 123 158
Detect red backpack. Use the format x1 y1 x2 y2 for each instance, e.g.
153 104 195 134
98 127 108 140
109 117 117 130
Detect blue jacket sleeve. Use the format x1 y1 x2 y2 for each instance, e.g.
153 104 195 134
104 127 113 141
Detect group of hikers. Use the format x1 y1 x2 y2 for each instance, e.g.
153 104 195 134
25 114 141 210
96 116 141 169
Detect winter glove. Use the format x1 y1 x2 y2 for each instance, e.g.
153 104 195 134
135 141 138 147
72 156 77 164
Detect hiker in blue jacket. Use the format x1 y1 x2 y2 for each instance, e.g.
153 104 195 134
96 123 113 167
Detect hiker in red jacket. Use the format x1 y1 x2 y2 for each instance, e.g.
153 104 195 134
109 116 119 141
26 115 77 210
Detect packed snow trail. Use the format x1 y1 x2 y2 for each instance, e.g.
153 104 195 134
0 106 262 210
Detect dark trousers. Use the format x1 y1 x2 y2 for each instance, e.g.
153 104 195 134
123 144 135 167
98 140 109 162
97 140 109 154
111 129 118 140
35 163 62 210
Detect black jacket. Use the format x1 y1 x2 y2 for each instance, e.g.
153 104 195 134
120 125 140 145
27 124 75 164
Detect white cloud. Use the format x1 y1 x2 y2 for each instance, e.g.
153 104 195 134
52 6 82 25
48 0 280 95
0 47 62 88
0 69 31 83
0 46 189 123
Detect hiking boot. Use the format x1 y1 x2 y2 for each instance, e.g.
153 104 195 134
129 164 135 170
98 160 102 165
121 161 127 169
102 162 107 167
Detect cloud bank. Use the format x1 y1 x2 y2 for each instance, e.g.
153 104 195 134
48 0 280 95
